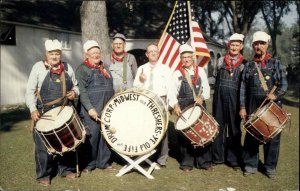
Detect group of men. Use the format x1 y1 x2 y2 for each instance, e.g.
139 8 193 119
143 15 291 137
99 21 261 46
25 31 288 186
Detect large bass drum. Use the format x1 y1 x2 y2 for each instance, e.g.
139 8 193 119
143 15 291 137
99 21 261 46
101 88 169 156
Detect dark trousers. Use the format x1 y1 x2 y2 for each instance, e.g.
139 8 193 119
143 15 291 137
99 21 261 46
243 132 281 173
178 133 212 169
212 86 242 167
33 130 75 181
79 116 111 170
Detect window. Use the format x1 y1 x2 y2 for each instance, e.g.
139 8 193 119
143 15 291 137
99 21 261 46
49 31 71 49
1 24 16 45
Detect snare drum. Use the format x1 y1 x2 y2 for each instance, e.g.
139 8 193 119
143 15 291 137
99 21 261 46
35 106 86 155
100 88 169 156
175 104 219 147
243 101 289 144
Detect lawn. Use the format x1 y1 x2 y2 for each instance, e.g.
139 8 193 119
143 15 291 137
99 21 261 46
0 88 299 191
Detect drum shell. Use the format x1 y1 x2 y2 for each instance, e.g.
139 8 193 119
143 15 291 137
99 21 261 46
175 105 219 147
35 106 86 155
243 101 289 144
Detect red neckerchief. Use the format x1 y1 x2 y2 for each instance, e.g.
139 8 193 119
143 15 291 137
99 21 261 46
224 53 244 70
253 53 272 68
44 60 64 75
111 51 127 63
83 59 111 78
179 64 199 86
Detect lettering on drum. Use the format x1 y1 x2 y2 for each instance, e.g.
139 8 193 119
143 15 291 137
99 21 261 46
101 90 166 156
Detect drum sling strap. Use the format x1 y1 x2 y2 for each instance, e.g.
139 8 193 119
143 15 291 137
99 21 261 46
183 68 201 100
254 62 269 92
122 54 128 85
183 68 203 122
30 71 66 132
36 70 67 112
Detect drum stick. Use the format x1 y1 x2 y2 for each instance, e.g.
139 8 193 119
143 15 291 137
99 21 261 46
40 117 55 121
95 117 116 134
188 87 203 119
257 85 277 111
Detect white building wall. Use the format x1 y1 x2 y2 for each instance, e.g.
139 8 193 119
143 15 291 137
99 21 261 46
0 26 83 105
1 25 223 105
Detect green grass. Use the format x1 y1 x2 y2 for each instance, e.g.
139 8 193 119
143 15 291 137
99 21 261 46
0 90 299 191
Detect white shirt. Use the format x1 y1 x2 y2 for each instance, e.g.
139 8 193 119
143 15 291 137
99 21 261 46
25 61 79 113
173 66 210 100
133 62 177 108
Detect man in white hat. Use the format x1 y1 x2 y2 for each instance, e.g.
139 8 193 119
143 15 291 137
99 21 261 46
76 40 114 173
134 43 179 167
172 44 211 172
25 39 79 186
211 33 247 171
103 33 138 92
239 31 288 178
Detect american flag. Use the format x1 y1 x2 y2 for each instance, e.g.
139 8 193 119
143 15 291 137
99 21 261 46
158 1 210 72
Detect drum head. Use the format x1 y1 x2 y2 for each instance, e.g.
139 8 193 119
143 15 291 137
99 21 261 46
35 106 73 132
175 105 202 130
101 88 168 156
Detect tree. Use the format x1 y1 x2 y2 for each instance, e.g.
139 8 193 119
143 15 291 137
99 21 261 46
192 1 224 38
80 1 111 56
260 1 292 56
222 1 263 35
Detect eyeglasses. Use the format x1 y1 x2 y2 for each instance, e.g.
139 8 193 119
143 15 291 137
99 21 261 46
181 56 193 59
147 50 159 54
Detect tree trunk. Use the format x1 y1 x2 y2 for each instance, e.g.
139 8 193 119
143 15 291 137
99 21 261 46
80 1 111 56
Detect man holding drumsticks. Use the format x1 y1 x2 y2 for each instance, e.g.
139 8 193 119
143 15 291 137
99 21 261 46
25 39 79 186
172 44 212 172
239 31 288 178
76 40 115 173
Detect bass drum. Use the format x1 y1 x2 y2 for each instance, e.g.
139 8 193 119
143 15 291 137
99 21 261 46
101 88 169 156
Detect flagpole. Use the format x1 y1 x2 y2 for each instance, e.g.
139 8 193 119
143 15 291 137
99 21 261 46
158 1 178 48
187 1 193 48
187 1 197 65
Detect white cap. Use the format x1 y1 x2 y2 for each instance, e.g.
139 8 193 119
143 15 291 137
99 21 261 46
229 33 244 42
45 39 62 52
179 44 194 54
83 40 100 53
113 33 126 41
252 31 271 44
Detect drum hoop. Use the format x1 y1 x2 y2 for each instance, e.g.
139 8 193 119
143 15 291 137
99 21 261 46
178 104 219 147
35 106 86 155
175 104 202 130
100 88 169 156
